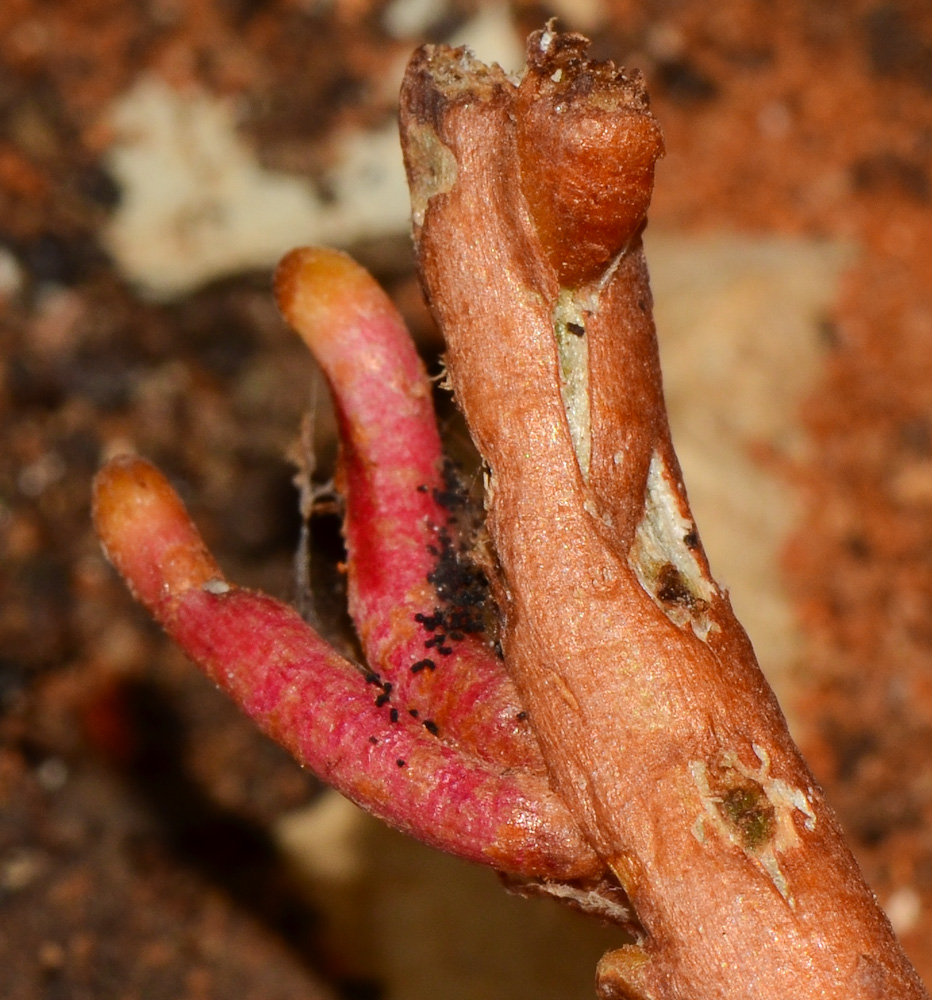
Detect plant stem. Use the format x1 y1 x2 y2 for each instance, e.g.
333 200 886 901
400 26 928 1000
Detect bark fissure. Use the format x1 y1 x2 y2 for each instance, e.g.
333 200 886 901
552 286 592 480
629 451 716 639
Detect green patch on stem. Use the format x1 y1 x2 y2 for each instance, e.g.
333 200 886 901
720 784 776 851
690 745 817 907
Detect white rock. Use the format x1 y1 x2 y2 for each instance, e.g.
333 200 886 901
103 77 410 299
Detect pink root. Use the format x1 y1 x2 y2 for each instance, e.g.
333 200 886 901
274 247 544 770
93 455 599 881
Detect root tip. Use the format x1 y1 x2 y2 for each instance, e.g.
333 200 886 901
93 455 222 612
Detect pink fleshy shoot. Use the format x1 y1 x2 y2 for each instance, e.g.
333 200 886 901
93 248 607 887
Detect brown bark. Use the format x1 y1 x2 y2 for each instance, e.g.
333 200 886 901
400 26 929 1000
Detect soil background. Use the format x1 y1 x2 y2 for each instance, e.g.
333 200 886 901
1 2 931 998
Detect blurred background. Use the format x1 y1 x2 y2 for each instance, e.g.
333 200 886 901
1 1 931 997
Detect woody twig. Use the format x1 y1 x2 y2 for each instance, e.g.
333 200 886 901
398 25 928 1000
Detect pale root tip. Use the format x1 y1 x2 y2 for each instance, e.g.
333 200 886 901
274 246 388 353
93 455 223 611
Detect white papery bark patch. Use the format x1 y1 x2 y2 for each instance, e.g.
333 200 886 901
629 451 717 639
